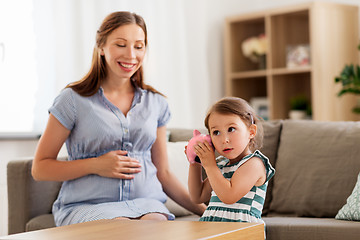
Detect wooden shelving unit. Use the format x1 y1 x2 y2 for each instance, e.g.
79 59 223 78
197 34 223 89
224 2 359 120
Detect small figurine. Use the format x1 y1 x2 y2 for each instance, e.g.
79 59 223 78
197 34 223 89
186 129 213 164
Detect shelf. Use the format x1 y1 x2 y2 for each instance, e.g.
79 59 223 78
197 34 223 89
271 66 311 75
224 2 359 121
231 70 267 79
230 66 311 79
227 17 265 73
271 73 311 119
270 9 310 69
228 77 267 102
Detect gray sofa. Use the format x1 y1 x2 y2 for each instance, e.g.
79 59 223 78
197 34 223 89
7 120 360 239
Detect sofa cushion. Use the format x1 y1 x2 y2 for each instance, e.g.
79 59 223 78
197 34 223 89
26 214 56 232
165 141 192 217
269 120 360 217
259 120 282 215
336 171 360 221
169 128 207 142
263 217 360 240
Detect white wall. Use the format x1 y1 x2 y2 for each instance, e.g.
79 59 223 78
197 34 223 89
1 0 360 236
30 0 360 130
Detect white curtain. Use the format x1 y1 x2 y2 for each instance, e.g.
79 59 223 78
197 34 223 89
32 0 212 131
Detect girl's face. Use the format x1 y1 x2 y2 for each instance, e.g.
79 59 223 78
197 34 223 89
208 112 256 162
101 24 146 81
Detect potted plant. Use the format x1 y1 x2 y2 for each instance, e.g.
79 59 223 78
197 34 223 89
289 94 310 120
334 44 360 113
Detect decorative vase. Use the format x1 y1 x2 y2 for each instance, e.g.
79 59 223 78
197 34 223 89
289 110 306 120
258 54 266 70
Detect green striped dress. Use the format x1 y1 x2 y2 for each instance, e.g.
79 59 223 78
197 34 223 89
199 150 275 223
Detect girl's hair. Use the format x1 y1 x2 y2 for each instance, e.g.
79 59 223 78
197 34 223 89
67 11 163 96
204 97 264 152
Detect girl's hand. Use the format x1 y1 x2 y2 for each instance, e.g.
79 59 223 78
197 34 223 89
91 150 141 179
194 141 216 168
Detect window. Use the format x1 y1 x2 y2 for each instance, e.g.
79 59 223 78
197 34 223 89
0 0 39 132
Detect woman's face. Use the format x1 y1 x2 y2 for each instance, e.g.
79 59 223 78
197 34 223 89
101 24 146 81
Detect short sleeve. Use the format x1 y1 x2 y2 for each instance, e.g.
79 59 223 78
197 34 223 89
157 95 171 127
254 150 275 183
48 88 76 130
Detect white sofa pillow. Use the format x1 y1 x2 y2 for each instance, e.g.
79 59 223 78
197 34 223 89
165 141 192 217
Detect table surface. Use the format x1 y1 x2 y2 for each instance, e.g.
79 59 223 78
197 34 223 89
0 220 264 240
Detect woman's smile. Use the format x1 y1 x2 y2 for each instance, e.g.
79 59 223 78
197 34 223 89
118 61 136 72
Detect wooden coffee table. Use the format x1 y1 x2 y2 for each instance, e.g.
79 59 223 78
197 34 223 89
0 220 264 240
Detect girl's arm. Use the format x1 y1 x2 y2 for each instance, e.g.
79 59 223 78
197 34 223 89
32 114 141 181
151 126 207 216
195 141 266 204
187 150 212 204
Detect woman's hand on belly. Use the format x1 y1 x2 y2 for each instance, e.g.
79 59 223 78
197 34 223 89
90 150 141 179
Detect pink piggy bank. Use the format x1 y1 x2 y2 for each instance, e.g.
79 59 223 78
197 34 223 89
186 129 213 164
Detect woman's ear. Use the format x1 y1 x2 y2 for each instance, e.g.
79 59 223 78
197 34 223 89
249 124 257 139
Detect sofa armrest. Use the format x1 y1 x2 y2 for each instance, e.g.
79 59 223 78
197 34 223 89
7 159 62 234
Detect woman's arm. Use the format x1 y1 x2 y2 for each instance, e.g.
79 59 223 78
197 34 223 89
32 114 141 181
151 126 206 216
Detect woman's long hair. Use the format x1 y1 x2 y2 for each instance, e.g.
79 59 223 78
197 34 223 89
67 11 162 96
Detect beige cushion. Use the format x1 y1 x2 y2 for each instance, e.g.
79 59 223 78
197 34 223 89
169 128 207 142
264 216 360 240
26 214 56 232
269 120 360 217
259 120 282 215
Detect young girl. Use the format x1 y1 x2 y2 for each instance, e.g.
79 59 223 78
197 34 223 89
187 97 275 223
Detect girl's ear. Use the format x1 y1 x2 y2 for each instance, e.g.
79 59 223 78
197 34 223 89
249 124 257 139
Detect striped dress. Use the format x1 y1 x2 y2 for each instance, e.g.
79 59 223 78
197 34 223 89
199 150 275 223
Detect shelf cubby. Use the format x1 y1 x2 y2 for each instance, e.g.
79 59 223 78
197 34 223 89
230 77 267 102
224 2 359 121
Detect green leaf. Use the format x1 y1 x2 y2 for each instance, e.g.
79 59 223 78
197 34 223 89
290 94 309 110
338 88 360 96
353 106 360 114
334 43 360 114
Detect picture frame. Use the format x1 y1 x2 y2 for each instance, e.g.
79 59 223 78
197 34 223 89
286 44 311 68
250 97 269 121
